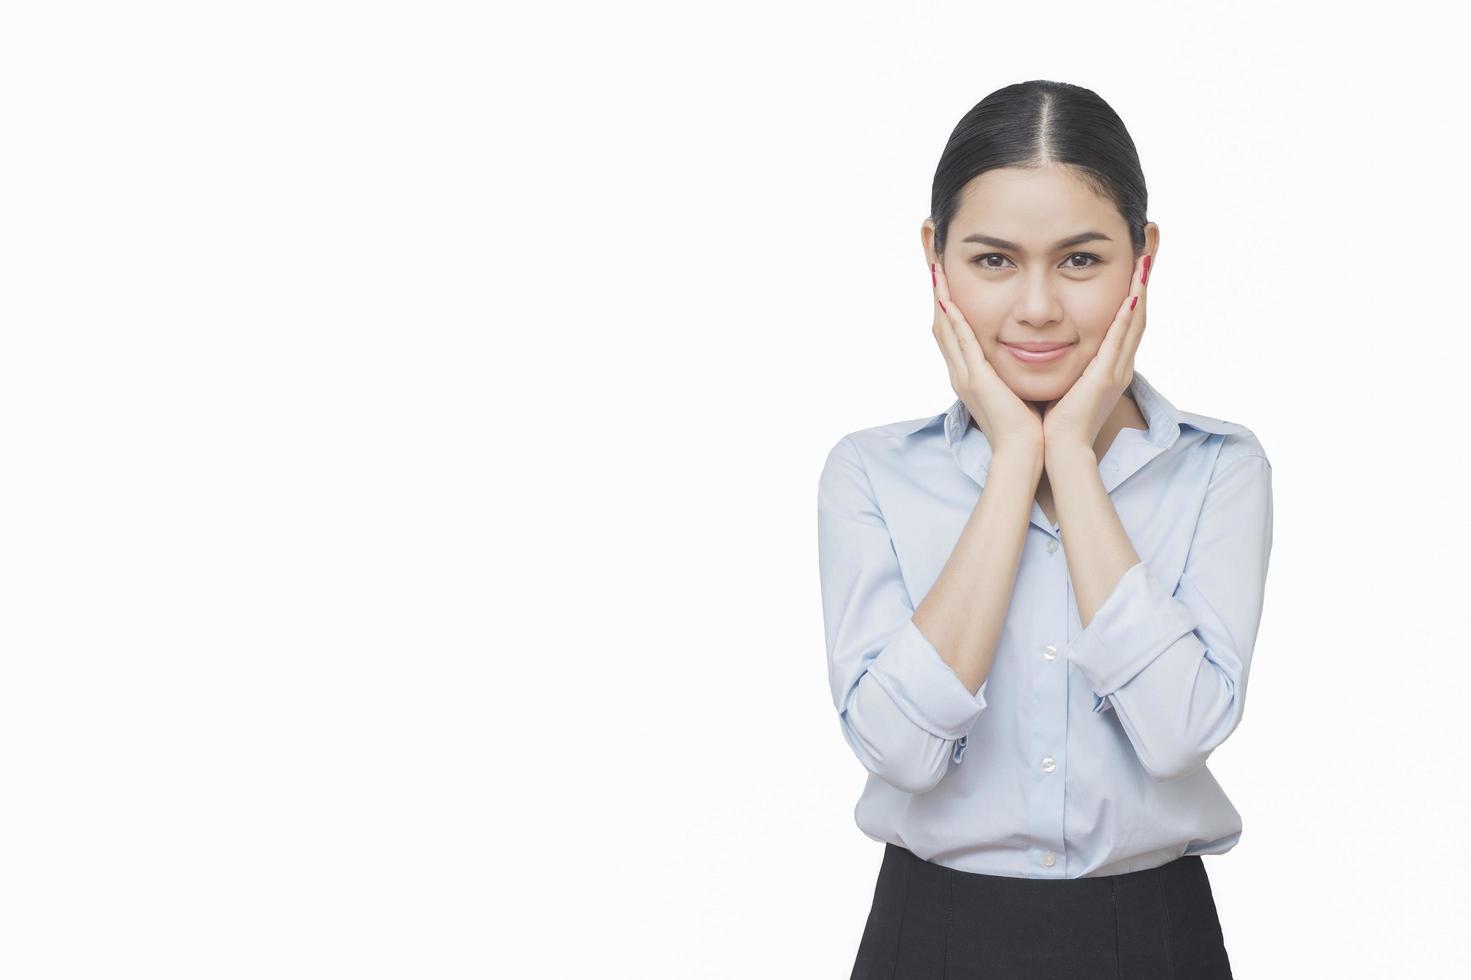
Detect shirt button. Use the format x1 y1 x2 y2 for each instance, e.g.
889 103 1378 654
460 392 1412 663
1041 756 1056 773
1046 539 1058 554
1042 851 1056 867
1043 644 1057 661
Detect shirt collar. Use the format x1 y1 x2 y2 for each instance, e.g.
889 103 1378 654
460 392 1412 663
894 369 1246 468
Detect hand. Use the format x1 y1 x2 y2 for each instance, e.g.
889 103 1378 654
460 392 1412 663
1040 252 1152 455
931 260 1043 459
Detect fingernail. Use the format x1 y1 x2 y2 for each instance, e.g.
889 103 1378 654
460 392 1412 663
939 299 946 313
1130 295 1138 310
931 263 936 287
1142 255 1152 284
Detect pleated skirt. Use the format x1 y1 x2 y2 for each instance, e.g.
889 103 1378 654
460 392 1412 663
850 842 1233 979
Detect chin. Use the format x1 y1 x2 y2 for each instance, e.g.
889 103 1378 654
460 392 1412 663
1001 372 1076 402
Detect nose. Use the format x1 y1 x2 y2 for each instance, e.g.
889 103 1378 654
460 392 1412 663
1015 273 1065 328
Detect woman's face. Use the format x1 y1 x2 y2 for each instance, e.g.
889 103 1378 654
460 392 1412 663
923 164 1158 406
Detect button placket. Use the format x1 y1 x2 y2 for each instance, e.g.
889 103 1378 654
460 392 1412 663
1034 561 1067 874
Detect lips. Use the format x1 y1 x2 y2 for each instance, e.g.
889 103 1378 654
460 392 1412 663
1002 342 1074 365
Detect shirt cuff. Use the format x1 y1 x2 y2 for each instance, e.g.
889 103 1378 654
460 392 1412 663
865 618 989 741
1067 561 1197 703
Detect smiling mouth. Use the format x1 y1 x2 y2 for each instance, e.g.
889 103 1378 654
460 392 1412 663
1001 342 1074 352
1002 342 1074 365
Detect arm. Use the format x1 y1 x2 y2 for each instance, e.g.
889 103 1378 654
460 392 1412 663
817 434 1040 794
1049 447 1274 781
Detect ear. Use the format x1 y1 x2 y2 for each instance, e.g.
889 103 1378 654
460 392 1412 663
1143 221 1160 260
920 218 939 268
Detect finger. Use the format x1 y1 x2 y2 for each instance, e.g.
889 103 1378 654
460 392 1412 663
1120 251 1152 365
1101 253 1148 360
934 258 955 309
1095 283 1133 368
931 265 966 384
934 261 989 380
932 303 964 388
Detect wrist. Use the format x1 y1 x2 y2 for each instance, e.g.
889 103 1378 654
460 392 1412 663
991 444 1045 481
1043 440 1096 469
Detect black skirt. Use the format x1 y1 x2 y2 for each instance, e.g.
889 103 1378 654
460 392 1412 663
850 842 1233 979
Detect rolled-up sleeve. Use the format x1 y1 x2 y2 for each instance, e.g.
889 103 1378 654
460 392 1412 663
817 435 989 794
1066 453 1273 782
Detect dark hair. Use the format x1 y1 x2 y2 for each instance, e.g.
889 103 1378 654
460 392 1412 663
930 81 1148 261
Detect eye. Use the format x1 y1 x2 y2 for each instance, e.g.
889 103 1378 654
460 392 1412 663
971 253 1013 270
970 252 1103 271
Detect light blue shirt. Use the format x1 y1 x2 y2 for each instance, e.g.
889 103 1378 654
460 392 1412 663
816 370 1273 879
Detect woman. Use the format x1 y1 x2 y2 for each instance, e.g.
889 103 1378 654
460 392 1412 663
817 80 1272 978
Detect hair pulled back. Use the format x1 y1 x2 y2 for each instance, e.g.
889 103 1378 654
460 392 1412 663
930 81 1149 260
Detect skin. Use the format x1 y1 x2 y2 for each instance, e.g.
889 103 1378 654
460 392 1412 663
921 165 1158 521
909 164 1160 692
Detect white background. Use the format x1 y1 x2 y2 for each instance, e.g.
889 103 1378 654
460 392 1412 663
2 1 1465 976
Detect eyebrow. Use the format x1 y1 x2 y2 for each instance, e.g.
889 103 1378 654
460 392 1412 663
959 231 1114 251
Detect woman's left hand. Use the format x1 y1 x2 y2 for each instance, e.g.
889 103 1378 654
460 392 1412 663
1041 252 1153 454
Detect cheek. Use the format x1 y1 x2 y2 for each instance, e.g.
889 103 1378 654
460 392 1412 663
1072 296 1125 343
949 285 1005 340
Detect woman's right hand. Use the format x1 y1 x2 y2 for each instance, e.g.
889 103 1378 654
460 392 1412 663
930 260 1044 459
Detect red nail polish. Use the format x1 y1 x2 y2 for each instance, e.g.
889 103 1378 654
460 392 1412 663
1130 295 1138 310
1142 254 1152 285
931 263 936 287
939 299 946 313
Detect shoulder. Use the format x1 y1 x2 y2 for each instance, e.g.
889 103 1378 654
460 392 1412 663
817 410 945 516
1176 407 1270 474
821 409 944 470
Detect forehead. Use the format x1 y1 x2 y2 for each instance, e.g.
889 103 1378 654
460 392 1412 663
951 166 1122 238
